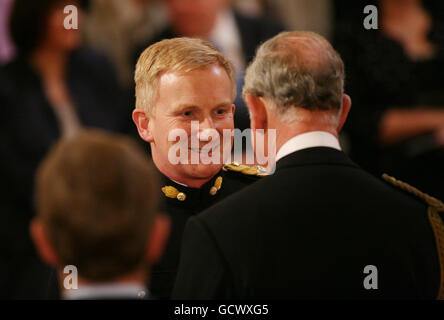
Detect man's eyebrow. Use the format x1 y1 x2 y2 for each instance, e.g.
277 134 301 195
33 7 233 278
214 102 232 109
170 104 198 113
170 102 232 113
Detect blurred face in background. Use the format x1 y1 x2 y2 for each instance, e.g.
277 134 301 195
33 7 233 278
165 0 228 37
42 0 83 52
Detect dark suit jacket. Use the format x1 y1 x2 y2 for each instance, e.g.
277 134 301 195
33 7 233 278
172 147 441 299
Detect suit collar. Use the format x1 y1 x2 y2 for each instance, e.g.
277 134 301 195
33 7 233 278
275 147 359 171
276 131 341 162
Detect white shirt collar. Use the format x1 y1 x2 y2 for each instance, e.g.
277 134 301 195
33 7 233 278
275 131 341 163
209 9 245 71
62 283 148 300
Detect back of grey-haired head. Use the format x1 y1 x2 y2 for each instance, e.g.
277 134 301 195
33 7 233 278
243 31 345 119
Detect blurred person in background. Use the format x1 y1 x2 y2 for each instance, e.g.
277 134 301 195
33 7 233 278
0 0 15 65
134 0 284 132
234 0 333 40
0 0 132 298
31 130 169 300
334 0 444 200
83 0 166 89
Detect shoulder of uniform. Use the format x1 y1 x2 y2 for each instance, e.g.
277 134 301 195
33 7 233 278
382 173 444 211
223 162 268 177
383 175 444 300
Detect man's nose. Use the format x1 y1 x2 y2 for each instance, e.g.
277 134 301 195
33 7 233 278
197 117 216 141
200 117 215 130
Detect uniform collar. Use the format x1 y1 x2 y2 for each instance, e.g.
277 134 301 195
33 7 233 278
159 170 225 210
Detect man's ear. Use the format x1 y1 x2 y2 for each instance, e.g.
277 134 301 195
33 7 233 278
231 103 236 117
244 93 267 130
30 218 60 268
145 213 170 265
132 109 154 143
337 94 351 133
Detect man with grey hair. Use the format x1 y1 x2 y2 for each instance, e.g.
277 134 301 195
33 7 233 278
172 31 444 299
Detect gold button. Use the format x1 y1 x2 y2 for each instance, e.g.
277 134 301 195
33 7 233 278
176 192 186 201
209 186 217 196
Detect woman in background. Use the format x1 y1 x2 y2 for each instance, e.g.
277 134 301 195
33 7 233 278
0 0 132 298
334 0 444 200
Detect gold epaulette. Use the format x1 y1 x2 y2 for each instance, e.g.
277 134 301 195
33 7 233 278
382 173 444 299
223 162 268 177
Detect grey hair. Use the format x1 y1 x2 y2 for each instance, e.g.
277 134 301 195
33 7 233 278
243 31 345 123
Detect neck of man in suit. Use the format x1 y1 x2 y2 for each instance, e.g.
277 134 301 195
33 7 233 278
244 93 352 169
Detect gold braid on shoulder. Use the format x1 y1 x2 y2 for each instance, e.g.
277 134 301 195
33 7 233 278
382 174 444 211
382 173 444 299
223 162 268 176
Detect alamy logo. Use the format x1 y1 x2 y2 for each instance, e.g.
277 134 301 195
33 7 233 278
363 265 378 290
63 5 78 30
167 121 276 173
63 265 78 290
363 5 378 30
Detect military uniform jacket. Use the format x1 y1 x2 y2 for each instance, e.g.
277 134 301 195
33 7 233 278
173 147 443 299
150 164 262 299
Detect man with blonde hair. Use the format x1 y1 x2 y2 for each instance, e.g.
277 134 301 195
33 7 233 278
173 31 444 299
31 130 170 299
132 37 262 299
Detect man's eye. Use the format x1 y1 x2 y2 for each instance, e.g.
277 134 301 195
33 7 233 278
216 109 227 115
183 111 192 116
